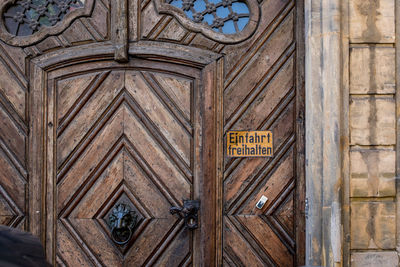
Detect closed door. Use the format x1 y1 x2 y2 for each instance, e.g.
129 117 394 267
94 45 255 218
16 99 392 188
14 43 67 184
0 0 304 266
29 49 221 266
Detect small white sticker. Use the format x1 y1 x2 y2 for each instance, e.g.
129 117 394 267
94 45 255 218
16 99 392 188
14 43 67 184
256 195 268 209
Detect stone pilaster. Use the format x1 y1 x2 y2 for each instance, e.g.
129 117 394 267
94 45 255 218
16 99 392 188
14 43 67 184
347 0 398 266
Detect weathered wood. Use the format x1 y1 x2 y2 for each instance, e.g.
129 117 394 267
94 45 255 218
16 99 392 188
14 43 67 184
295 0 306 265
396 0 400 258
112 0 129 62
30 45 222 266
341 0 351 265
153 0 260 44
0 1 306 266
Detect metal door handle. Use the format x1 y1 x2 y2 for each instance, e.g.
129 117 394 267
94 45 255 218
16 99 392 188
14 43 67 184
170 200 200 229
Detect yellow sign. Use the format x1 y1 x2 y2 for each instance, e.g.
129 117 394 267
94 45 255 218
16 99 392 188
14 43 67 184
227 131 273 157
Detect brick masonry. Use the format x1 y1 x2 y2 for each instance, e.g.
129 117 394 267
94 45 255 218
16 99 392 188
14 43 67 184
348 0 398 265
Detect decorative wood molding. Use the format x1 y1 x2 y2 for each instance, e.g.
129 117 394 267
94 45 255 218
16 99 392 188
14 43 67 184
31 41 222 67
112 0 129 62
153 0 260 44
0 0 94 47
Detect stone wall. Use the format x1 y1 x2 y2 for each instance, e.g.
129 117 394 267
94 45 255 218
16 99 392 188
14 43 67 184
348 0 398 266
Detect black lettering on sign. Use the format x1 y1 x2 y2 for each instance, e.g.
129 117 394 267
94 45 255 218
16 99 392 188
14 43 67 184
226 131 273 157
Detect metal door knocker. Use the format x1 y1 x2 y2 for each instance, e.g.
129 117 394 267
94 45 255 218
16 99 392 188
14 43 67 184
107 203 138 245
170 200 200 230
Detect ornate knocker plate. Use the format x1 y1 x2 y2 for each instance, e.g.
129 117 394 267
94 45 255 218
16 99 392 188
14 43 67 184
107 203 138 245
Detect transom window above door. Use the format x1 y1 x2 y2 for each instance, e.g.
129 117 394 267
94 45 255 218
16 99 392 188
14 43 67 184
3 0 85 36
154 0 260 43
0 0 94 46
166 0 250 34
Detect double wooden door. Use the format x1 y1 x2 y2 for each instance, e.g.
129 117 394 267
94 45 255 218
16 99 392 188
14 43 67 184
0 0 304 266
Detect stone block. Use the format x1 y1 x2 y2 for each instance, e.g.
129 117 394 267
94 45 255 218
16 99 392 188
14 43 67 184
350 96 395 145
351 251 399 267
351 201 396 249
350 0 395 43
350 47 395 94
350 149 395 197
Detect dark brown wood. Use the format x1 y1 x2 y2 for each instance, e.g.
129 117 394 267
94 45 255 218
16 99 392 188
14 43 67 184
295 0 306 265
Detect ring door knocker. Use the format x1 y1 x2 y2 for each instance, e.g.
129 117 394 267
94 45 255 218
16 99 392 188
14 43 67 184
107 203 138 245
170 200 200 229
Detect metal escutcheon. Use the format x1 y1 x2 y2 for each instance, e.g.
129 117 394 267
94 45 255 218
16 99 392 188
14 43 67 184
170 200 200 230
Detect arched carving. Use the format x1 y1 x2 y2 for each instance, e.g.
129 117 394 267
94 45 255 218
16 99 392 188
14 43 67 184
153 0 259 44
0 0 94 46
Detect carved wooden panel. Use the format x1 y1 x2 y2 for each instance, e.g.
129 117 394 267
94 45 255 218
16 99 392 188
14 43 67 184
0 40 28 231
29 49 221 266
138 0 304 266
223 1 303 265
55 67 193 266
0 0 304 265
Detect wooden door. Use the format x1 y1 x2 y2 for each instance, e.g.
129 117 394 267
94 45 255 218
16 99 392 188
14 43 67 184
29 46 221 266
0 0 304 266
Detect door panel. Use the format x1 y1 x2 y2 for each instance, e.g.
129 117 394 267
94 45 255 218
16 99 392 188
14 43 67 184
35 57 214 266
0 0 304 266
137 1 304 265
0 40 27 230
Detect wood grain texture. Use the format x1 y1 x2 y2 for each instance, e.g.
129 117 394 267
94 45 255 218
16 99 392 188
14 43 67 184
112 0 129 61
137 0 305 265
0 0 305 265
28 44 221 265
55 67 194 266
0 40 27 232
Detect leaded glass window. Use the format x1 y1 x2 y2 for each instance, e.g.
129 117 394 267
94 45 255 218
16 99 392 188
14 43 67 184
166 0 250 34
3 0 85 36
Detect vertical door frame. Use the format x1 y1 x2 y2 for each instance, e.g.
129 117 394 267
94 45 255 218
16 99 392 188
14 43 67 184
295 0 306 266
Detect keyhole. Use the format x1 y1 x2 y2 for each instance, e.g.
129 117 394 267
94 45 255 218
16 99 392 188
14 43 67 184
186 215 197 229
188 218 195 225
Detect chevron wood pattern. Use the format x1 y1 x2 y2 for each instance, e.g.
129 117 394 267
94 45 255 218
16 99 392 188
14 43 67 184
222 2 300 266
38 59 209 266
0 0 304 265
0 40 28 231
139 0 303 266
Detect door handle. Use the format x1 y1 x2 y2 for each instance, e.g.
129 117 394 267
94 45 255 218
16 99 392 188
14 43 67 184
170 200 200 229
